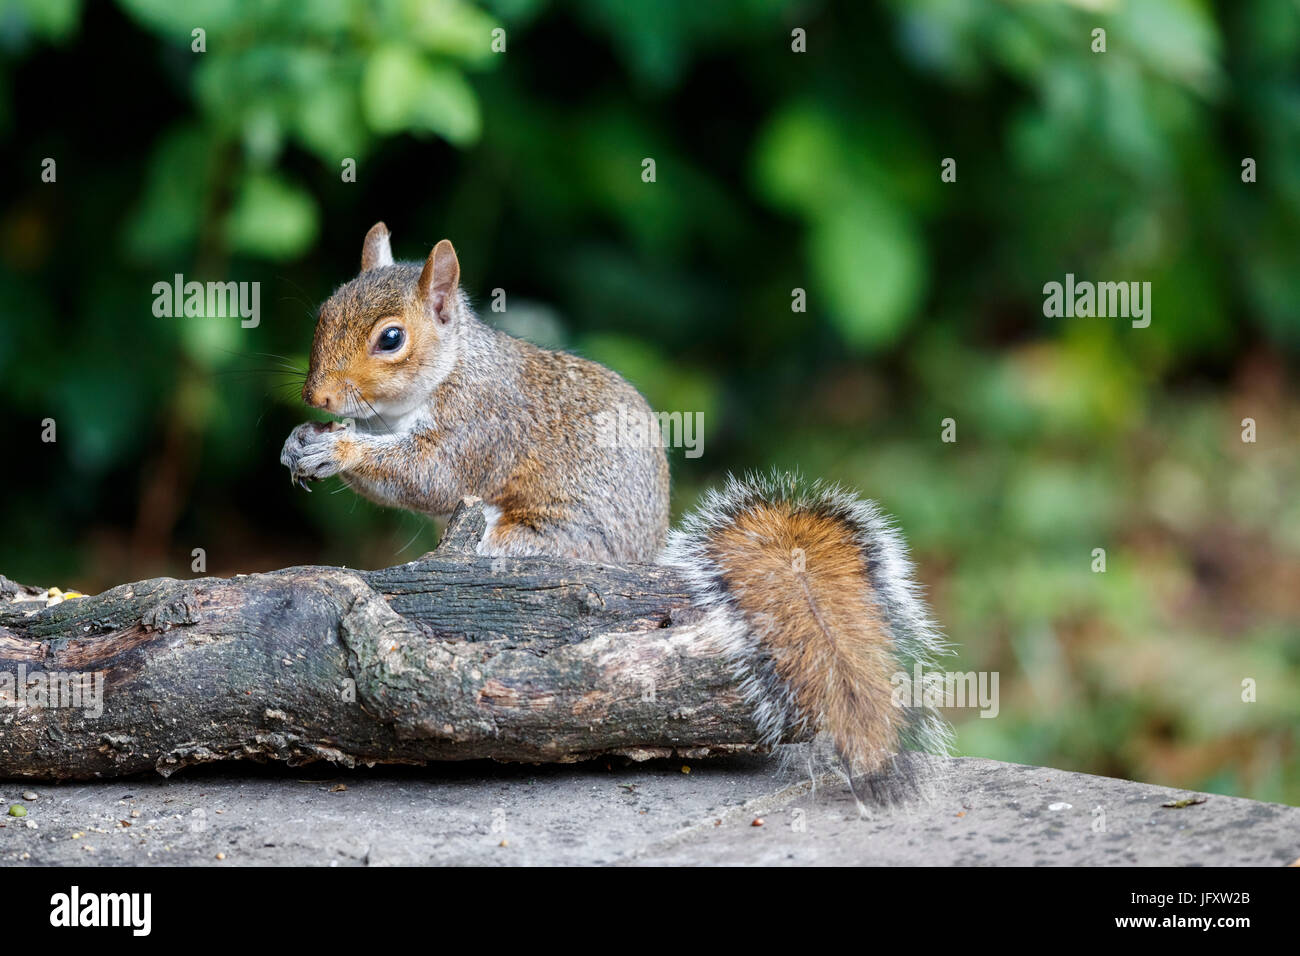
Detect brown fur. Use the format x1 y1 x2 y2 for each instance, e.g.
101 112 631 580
707 503 899 774
282 225 670 563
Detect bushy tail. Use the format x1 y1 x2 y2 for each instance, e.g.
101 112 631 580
661 471 950 778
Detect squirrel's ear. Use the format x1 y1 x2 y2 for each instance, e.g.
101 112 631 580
361 222 394 272
418 239 460 324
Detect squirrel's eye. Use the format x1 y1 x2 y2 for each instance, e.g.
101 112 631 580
376 326 406 352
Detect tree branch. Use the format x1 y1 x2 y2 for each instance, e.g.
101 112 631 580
0 500 782 780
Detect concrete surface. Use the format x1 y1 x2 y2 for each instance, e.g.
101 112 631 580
1 754 1296 866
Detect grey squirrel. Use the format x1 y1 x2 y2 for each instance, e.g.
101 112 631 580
281 224 950 776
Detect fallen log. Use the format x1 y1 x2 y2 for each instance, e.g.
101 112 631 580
0 500 788 781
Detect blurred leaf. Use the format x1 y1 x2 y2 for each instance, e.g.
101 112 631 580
6 0 82 41
753 106 851 214
754 103 926 349
403 0 501 64
808 195 925 350
123 125 214 260
178 309 243 369
117 0 244 38
224 172 319 260
293 73 371 163
362 44 481 144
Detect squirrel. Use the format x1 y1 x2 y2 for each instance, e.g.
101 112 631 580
281 224 950 778
280 222 669 562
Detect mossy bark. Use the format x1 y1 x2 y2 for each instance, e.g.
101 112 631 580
0 500 779 780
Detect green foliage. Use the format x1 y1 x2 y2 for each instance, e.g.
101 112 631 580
0 0 1296 804
754 103 929 350
110 0 500 260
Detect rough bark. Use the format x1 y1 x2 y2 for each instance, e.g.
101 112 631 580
0 500 780 781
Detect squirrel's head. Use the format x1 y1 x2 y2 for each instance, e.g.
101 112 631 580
303 222 466 423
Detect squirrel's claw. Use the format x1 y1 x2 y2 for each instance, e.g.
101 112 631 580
288 466 313 492
282 421 343 492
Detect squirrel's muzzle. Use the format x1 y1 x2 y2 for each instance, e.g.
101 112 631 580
302 383 340 412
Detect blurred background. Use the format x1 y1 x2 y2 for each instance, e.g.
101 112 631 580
0 0 1296 803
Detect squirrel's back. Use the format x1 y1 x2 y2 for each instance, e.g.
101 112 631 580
450 323 670 562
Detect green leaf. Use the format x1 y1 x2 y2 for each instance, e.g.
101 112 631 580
752 106 848 214
123 126 214 261
178 306 243 369
224 172 319 260
361 45 481 145
10 0 82 40
294 75 371 164
403 0 502 65
117 0 244 38
808 195 924 351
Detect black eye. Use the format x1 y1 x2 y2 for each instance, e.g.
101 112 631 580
376 326 405 352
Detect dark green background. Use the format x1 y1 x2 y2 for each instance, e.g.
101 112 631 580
1 0 1296 803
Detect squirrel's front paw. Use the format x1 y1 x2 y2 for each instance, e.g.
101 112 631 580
281 422 351 490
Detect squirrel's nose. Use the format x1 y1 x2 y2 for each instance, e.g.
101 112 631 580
303 385 339 411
